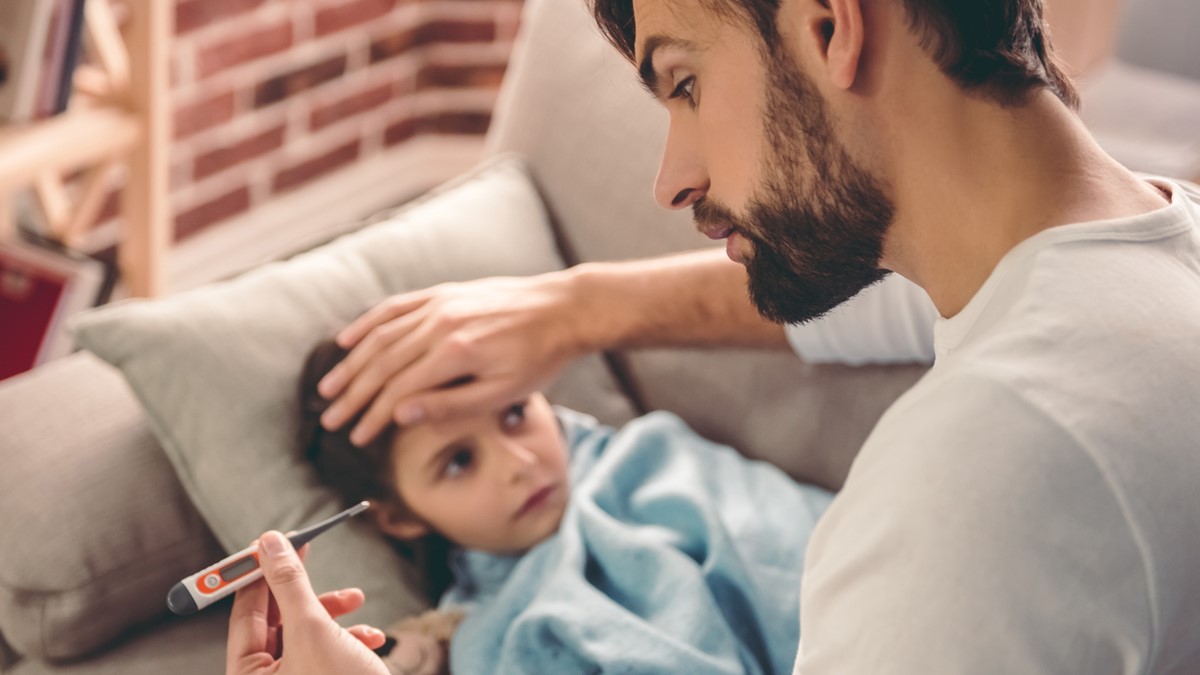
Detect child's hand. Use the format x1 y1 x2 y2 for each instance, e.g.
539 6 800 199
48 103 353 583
381 609 464 675
380 631 448 675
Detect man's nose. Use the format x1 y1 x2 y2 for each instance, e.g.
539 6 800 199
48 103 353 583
654 125 709 210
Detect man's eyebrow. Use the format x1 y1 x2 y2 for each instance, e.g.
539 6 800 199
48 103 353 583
637 35 696 100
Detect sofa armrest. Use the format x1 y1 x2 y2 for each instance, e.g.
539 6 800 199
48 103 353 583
0 352 223 662
3 608 229 675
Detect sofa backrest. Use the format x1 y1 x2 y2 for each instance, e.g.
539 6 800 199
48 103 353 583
486 0 695 264
486 0 927 488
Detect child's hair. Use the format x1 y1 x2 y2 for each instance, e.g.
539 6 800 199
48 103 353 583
298 339 453 598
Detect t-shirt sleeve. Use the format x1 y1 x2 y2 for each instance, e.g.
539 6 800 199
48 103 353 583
785 273 937 365
795 375 1154 675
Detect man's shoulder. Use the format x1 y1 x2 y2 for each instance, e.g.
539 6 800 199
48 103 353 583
840 368 1130 541
861 367 1082 474
819 365 1157 605
800 369 1156 674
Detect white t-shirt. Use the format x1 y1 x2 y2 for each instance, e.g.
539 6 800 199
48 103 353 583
788 179 1200 674
785 271 937 366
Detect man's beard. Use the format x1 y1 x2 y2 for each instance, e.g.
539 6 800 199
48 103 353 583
694 50 895 325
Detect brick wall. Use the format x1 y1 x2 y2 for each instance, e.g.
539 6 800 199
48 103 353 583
162 0 522 241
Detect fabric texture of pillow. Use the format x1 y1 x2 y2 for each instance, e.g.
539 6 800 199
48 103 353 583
0 354 224 663
70 155 634 629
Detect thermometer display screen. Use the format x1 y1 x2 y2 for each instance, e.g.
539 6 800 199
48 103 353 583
220 555 259 581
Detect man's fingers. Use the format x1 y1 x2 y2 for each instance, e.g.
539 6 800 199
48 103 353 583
336 292 431 349
226 576 272 672
320 315 435 433
270 539 309 625
318 588 366 619
393 378 519 429
264 625 281 661
347 346 477 440
347 625 389 651
382 341 498 426
337 320 446 443
318 336 394 414
345 334 453 444
321 307 429 401
256 531 323 623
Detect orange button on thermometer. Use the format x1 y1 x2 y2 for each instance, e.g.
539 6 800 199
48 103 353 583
166 501 370 616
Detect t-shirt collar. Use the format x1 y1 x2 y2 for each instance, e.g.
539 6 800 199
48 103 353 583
932 177 1197 359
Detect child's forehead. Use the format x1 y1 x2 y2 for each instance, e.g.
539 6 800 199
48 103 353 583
390 409 500 456
389 394 554 462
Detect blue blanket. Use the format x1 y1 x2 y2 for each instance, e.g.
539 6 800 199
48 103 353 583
444 409 834 674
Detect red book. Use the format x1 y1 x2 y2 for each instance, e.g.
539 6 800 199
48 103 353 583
0 238 107 381
0 250 66 379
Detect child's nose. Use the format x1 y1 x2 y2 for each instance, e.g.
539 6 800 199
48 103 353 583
501 441 538 482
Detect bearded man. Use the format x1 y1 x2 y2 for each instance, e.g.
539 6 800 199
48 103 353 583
316 0 1200 672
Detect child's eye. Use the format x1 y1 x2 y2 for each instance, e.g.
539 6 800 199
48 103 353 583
502 402 527 430
670 76 697 108
442 448 474 479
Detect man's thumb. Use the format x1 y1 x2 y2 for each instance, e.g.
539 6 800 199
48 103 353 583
258 531 320 618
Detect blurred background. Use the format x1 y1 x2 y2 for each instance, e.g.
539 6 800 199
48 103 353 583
5 0 1200 280
144 0 522 289
0 0 1198 380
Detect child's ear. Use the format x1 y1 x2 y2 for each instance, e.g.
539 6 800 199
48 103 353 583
372 503 430 540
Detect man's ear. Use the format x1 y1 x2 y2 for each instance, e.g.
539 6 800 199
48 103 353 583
372 503 430 540
820 0 866 91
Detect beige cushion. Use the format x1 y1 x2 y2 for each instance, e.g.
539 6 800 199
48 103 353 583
1 634 17 671
0 353 221 662
487 0 925 487
70 155 637 633
1 635 17 671
6 608 229 675
620 350 927 489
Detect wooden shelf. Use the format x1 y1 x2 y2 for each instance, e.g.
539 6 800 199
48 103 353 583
0 0 170 297
0 107 140 192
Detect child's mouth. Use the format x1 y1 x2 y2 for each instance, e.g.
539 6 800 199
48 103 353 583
515 484 557 518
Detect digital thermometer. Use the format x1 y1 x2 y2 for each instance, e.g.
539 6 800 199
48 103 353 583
166 501 370 616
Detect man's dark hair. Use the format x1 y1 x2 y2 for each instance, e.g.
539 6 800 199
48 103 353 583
591 0 1079 109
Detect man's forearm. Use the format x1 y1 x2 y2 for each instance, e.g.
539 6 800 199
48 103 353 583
562 248 788 352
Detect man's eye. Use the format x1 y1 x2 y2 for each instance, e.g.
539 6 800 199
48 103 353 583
442 448 474 479
670 76 697 107
502 402 527 429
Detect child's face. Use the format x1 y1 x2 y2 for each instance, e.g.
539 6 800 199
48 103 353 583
382 393 569 554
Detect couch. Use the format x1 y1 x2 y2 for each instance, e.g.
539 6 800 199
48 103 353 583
0 0 926 671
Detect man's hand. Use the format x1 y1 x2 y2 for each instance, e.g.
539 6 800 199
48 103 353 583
316 273 583 445
226 531 390 675
316 251 782 446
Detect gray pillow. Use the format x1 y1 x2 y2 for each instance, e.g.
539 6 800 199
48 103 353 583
69 155 600 629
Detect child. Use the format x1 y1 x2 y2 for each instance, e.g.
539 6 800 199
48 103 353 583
299 339 834 675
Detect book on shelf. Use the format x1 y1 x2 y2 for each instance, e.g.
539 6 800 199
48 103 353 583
37 0 74 119
0 232 114 382
55 0 89 116
0 0 87 125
